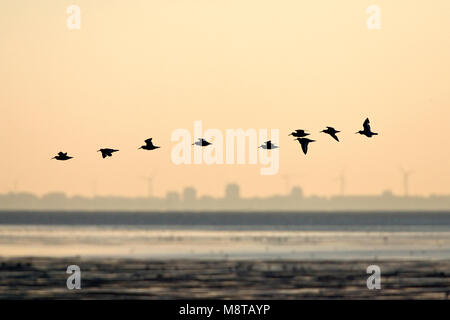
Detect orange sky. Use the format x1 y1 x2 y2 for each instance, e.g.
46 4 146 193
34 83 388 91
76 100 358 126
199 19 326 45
1 0 450 198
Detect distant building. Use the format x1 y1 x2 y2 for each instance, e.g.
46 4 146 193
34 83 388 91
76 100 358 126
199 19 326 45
3 184 450 211
166 191 180 210
183 187 197 202
290 186 304 198
225 184 240 200
166 191 180 202
381 189 394 198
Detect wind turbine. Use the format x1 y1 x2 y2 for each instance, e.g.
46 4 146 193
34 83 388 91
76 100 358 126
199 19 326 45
13 179 19 194
140 173 157 198
399 167 413 197
334 168 346 196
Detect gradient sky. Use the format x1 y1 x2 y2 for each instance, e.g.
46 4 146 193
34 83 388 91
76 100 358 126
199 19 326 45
1 0 450 198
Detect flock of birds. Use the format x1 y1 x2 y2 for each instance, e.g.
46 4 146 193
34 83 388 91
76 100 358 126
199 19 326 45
51 118 378 160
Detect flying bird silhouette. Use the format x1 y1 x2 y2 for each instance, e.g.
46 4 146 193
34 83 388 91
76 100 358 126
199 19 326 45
357 118 378 137
51 152 73 161
295 138 315 155
139 138 160 150
321 127 340 142
98 148 119 158
259 140 278 149
192 138 212 147
289 129 310 138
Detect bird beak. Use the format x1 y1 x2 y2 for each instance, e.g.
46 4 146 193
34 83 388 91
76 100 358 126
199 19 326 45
288 134 292 136
138 147 142 149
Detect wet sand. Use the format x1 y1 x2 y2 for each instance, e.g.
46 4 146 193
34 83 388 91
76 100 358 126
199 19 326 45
1 258 449 299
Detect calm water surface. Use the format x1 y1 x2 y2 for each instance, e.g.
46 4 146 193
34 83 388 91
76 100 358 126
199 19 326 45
1 223 450 260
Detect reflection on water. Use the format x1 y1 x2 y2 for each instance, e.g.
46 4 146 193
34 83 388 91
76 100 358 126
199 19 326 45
1 224 450 260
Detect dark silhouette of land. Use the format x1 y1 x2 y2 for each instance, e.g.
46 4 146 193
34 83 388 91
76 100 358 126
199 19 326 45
2 184 450 211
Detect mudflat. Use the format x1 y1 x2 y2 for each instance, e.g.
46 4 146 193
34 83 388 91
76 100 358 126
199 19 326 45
1 258 449 299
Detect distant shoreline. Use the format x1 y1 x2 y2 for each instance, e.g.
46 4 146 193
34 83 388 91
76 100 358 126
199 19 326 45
3 190 450 212
1 210 450 226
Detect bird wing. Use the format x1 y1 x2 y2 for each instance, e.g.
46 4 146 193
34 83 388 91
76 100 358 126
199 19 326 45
296 130 309 137
363 118 371 131
102 152 107 158
58 152 65 156
330 132 339 142
299 140 309 154
145 138 155 147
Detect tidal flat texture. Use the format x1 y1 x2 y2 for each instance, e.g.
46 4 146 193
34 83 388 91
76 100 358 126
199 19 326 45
1 258 449 299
